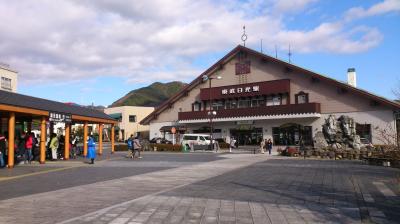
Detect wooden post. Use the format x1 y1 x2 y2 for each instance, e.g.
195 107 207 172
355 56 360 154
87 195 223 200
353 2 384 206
98 123 103 155
40 116 46 164
83 122 88 156
111 124 115 154
64 123 70 160
8 112 15 168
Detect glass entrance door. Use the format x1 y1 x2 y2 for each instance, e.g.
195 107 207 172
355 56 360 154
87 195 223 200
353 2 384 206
230 128 263 146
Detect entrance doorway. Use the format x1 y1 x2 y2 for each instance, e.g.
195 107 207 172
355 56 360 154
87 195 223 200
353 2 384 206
230 128 263 146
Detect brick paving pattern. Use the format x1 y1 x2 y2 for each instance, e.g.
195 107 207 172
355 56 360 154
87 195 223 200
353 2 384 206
0 154 399 224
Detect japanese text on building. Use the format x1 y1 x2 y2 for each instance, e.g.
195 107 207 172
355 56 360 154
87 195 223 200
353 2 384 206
221 85 259 95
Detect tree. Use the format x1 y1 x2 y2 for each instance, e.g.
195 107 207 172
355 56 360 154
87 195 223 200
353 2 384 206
393 80 400 102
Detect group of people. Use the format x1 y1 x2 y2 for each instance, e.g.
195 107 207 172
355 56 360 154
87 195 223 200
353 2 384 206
0 131 38 168
260 138 273 155
127 135 142 159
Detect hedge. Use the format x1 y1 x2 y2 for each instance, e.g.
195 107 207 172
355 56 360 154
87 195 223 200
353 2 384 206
149 143 182 152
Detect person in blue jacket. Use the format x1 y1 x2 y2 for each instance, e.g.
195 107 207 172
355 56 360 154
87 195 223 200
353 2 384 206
87 135 96 164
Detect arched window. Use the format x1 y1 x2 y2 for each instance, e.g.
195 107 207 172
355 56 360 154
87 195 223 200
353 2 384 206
295 91 309 104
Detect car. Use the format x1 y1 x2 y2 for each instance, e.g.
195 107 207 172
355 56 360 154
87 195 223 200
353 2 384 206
181 134 215 151
149 137 172 144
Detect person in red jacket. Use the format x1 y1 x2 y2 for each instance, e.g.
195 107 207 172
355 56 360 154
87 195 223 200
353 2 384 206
24 131 33 164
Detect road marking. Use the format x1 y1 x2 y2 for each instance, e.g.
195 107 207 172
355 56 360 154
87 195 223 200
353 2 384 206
373 181 396 197
0 165 83 182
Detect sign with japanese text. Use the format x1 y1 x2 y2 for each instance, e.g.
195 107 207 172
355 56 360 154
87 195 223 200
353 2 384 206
221 85 259 95
49 112 72 123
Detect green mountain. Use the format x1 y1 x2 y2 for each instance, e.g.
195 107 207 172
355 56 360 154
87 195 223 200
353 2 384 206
110 81 187 107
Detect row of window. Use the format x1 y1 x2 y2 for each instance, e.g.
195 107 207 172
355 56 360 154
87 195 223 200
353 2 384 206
193 92 310 111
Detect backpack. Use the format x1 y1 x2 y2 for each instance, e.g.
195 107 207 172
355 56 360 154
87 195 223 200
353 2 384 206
127 138 133 147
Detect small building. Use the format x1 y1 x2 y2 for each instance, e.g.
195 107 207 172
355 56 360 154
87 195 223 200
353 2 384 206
0 62 18 92
104 106 154 141
141 45 400 147
0 90 117 168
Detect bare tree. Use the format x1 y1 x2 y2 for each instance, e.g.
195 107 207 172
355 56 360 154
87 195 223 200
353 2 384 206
374 123 398 150
393 80 400 101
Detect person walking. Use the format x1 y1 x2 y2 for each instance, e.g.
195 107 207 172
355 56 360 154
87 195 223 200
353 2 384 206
260 139 266 154
127 134 134 159
229 137 236 153
266 138 273 155
49 133 59 160
132 137 142 159
87 135 96 164
24 131 33 164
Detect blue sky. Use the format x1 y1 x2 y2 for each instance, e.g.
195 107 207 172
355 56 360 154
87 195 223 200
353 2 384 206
0 0 399 106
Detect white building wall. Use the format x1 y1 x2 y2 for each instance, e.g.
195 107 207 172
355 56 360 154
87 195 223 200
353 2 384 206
174 110 395 146
149 121 176 140
0 65 18 92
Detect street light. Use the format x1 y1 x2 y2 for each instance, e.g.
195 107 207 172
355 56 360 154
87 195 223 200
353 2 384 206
202 74 222 151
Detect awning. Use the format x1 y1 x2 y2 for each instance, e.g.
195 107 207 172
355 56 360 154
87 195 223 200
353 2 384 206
178 113 321 124
159 125 187 132
108 113 122 120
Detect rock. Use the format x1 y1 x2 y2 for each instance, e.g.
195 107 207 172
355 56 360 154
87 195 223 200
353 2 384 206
314 131 328 149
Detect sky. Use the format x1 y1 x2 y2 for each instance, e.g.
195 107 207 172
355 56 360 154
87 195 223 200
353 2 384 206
0 0 399 106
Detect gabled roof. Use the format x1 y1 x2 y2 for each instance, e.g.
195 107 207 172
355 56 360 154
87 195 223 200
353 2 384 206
0 90 115 121
140 45 400 125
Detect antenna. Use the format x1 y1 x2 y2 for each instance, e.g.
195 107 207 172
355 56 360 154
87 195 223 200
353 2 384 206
288 44 292 63
241 25 247 47
275 45 278 58
260 39 263 53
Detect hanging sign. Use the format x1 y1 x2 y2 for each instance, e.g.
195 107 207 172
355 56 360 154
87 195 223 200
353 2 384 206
49 112 72 123
236 121 254 125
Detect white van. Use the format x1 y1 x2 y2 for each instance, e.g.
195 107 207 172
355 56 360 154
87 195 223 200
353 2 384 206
181 134 212 151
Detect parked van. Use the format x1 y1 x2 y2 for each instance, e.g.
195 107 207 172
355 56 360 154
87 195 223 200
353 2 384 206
181 134 212 151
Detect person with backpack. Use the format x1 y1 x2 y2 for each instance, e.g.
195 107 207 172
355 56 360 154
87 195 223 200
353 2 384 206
49 133 59 160
127 134 134 159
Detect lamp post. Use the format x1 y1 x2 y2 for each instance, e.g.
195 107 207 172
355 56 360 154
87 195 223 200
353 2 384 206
202 74 222 151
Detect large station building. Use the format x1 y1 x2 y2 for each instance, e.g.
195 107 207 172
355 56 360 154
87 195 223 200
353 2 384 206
141 45 400 147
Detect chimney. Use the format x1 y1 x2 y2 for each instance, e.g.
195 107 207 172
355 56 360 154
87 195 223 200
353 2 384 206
347 68 356 87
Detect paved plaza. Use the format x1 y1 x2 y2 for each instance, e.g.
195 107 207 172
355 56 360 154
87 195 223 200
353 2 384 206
0 152 399 224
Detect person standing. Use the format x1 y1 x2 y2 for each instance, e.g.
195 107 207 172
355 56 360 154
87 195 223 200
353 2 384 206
0 133 6 168
132 137 142 159
87 135 96 164
267 139 273 155
229 137 236 153
49 133 59 160
260 139 266 154
24 131 33 164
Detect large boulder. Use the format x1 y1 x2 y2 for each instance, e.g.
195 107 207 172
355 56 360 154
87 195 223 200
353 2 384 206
314 131 328 149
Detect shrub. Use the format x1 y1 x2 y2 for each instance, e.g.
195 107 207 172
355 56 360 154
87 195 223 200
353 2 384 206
115 144 128 151
149 144 182 152
219 142 230 149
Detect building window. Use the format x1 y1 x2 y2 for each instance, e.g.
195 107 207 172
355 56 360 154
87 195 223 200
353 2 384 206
251 96 265 107
295 91 309 104
225 100 237 109
193 102 201 111
356 123 371 143
272 124 312 146
238 98 251 108
212 101 224 110
1 77 11 90
129 115 136 122
266 95 281 106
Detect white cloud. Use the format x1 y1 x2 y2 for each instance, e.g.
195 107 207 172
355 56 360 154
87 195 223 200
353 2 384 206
345 0 400 21
0 0 394 86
